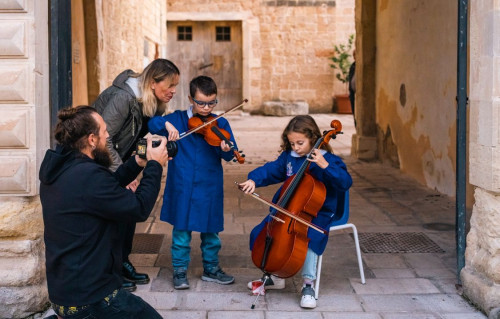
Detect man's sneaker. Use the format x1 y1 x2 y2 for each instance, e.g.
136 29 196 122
173 268 189 290
247 274 285 290
201 266 235 285
300 284 317 309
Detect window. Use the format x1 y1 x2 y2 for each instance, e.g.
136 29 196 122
216 26 231 42
177 26 192 41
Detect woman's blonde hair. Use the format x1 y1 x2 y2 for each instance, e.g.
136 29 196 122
131 59 180 117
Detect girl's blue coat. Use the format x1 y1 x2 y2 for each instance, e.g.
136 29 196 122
248 150 352 255
149 110 237 232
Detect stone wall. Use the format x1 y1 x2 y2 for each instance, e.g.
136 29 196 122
0 0 50 317
462 1 500 317
165 0 355 113
97 0 167 90
0 1 167 317
372 1 458 197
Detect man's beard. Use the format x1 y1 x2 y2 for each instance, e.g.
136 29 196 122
93 145 112 168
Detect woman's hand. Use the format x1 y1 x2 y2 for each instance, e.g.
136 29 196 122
307 149 329 169
165 121 179 141
239 179 255 194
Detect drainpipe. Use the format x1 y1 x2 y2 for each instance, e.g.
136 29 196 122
456 0 468 285
49 0 72 146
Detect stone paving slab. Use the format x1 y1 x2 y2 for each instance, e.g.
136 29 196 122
352 278 441 294
322 314 383 319
157 310 206 319
379 313 441 319
360 294 482 313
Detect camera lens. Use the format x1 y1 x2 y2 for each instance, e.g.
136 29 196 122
166 141 178 157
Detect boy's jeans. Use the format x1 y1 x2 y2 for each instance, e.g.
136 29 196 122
172 229 221 271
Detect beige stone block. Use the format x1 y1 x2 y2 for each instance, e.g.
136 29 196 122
469 99 498 146
461 266 500 316
470 56 493 102
0 254 44 286
468 142 500 192
0 155 31 193
0 0 27 12
471 188 500 248
0 283 48 319
0 109 28 147
0 197 43 239
0 20 26 57
0 239 32 257
0 64 29 102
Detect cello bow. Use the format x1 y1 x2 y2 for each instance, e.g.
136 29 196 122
235 182 327 235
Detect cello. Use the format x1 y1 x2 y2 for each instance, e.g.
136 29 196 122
242 120 343 281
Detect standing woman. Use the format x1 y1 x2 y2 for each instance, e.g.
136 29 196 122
92 58 180 292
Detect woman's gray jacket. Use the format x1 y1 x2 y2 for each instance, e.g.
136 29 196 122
92 70 143 171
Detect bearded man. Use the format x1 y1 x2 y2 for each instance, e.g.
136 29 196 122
39 105 168 318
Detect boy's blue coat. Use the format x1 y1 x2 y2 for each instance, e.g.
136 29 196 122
248 150 352 255
149 110 236 232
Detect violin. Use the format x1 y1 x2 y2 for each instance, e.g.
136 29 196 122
177 99 248 164
241 120 343 279
187 114 245 164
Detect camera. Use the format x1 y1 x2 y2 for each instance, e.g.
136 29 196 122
136 138 178 159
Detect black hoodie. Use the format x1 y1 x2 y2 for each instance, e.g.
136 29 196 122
39 145 162 306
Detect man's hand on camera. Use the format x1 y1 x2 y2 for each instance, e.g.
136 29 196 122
147 136 169 166
126 179 139 192
135 154 147 167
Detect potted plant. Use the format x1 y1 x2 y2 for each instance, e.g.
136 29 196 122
329 34 354 114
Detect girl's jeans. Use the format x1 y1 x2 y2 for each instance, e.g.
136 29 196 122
301 248 318 281
171 229 221 272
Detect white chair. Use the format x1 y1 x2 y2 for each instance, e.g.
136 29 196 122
314 191 366 299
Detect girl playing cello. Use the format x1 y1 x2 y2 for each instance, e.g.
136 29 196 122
239 115 352 309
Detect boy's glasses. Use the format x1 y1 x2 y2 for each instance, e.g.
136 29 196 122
192 97 218 108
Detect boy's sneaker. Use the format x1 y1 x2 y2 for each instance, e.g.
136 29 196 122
300 284 317 309
173 268 189 290
247 274 285 290
201 266 235 285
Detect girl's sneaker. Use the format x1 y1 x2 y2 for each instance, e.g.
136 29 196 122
300 284 317 308
247 274 285 290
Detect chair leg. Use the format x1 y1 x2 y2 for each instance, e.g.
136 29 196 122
315 255 323 299
349 223 366 284
315 223 366 301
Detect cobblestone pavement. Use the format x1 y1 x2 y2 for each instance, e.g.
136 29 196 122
44 113 486 319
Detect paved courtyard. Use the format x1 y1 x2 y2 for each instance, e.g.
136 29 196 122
44 113 486 319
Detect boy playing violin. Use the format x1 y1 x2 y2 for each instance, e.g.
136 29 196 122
149 75 238 289
239 115 352 308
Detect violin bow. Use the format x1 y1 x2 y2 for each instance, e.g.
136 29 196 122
178 99 248 140
235 182 327 234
